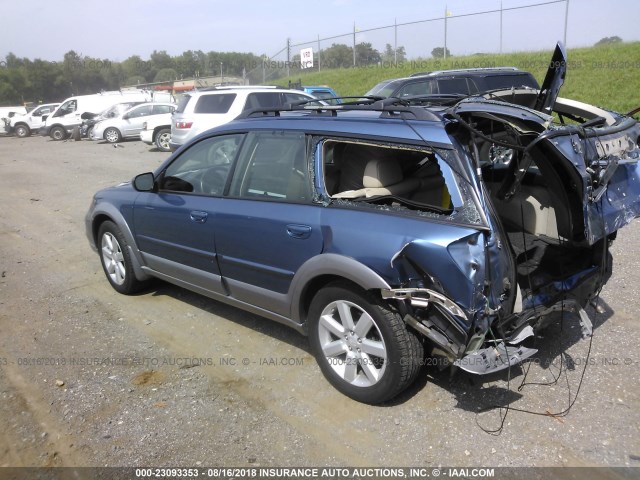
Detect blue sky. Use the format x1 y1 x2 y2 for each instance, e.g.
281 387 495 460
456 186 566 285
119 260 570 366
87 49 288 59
1 0 638 62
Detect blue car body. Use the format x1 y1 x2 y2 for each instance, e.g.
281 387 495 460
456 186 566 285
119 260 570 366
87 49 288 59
86 50 640 401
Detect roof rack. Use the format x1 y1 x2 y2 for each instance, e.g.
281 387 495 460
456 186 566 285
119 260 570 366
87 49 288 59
236 97 441 121
199 85 286 92
409 66 521 77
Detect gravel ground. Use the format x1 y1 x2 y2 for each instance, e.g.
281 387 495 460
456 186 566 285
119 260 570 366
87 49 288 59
0 135 638 473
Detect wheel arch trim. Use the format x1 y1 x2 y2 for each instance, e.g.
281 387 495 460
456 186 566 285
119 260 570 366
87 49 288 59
90 204 151 282
289 253 391 325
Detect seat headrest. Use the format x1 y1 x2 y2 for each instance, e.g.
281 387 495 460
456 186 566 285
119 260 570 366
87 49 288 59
363 159 402 188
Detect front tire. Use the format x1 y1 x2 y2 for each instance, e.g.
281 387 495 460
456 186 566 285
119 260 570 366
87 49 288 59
308 283 423 404
154 128 171 152
15 124 30 137
97 221 147 295
104 127 122 143
50 126 67 141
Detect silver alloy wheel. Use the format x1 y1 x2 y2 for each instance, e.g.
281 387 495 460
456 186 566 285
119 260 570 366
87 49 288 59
101 232 126 285
156 131 171 151
104 128 120 143
15 125 28 137
317 300 387 387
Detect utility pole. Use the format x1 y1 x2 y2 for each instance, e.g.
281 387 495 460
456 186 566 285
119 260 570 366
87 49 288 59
318 34 321 72
287 38 291 77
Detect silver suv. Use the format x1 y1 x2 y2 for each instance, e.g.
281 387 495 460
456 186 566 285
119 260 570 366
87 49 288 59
169 86 317 151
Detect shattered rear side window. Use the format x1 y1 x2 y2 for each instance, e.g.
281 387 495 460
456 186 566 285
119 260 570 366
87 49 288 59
319 139 484 226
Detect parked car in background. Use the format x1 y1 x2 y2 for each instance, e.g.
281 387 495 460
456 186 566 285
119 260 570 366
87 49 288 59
169 86 318 151
365 67 539 99
80 101 146 138
91 102 176 143
0 106 28 134
40 90 172 141
7 103 59 137
86 44 640 404
288 80 342 105
302 86 342 105
140 114 173 152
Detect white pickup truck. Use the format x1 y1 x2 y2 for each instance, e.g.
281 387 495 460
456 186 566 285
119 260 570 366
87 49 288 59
0 106 28 134
8 103 60 137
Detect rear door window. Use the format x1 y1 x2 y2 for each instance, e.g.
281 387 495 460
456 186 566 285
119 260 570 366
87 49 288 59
437 78 471 94
152 104 174 115
193 94 236 114
228 131 311 202
243 92 282 111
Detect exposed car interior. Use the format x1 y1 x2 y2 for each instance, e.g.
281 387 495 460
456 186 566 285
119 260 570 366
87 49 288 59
323 140 453 214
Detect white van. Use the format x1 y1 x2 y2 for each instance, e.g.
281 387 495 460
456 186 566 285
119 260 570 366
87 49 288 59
40 90 171 140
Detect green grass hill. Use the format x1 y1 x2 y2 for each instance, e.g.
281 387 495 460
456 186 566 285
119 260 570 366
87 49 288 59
278 42 640 114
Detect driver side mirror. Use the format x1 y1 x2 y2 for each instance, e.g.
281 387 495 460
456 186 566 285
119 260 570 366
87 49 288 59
133 172 155 192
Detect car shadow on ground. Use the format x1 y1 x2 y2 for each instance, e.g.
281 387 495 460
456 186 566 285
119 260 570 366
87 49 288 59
146 281 310 351
144 281 616 408
389 298 615 408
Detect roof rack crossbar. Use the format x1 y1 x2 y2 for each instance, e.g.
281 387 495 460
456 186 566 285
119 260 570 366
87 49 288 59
236 98 441 121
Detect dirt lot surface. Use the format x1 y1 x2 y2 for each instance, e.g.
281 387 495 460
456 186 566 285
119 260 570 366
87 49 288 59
0 135 639 472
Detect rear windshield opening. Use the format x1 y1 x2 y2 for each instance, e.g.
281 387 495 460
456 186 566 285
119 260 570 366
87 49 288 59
323 140 454 215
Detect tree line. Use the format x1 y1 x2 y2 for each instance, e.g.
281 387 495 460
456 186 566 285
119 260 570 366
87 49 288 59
0 49 265 105
0 43 407 106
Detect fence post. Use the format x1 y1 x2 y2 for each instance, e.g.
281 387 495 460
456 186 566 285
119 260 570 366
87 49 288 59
394 18 398 66
444 6 448 60
287 38 291 78
353 22 356 67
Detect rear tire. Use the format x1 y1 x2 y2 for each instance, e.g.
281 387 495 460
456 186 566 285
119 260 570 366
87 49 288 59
155 128 171 152
50 126 67 141
308 282 423 404
97 221 147 295
15 124 30 137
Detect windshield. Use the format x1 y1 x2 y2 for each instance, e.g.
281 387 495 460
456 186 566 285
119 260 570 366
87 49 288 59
53 99 76 118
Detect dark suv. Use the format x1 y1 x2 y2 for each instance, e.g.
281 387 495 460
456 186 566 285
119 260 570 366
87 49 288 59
86 45 640 404
365 67 539 99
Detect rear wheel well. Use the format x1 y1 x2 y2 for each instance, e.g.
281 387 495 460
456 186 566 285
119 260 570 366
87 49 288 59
299 275 380 328
154 125 170 137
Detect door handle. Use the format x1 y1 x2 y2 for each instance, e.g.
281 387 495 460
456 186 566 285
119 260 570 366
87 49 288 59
190 211 208 223
286 224 311 239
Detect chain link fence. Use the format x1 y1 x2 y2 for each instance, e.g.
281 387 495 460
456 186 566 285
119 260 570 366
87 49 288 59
246 0 568 83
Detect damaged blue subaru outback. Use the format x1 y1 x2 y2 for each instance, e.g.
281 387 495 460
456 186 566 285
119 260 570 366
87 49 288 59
86 44 640 403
